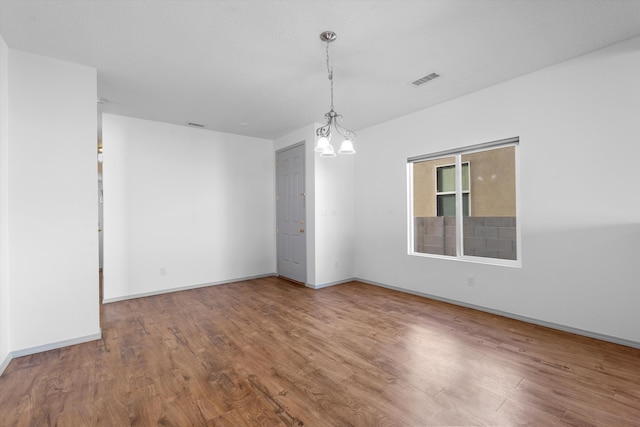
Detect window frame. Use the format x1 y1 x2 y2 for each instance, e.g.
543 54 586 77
407 137 521 267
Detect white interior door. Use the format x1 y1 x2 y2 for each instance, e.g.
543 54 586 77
276 144 306 283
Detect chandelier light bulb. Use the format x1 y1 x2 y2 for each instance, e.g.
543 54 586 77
315 136 331 153
338 139 355 155
320 144 336 158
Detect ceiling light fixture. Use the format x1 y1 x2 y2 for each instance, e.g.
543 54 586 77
315 31 356 157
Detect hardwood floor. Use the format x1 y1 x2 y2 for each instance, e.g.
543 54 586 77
1 277 639 426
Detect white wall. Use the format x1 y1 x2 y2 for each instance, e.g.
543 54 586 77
274 124 356 288
314 147 356 286
0 35 10 370
8 49 100 353
102 114 275 301
355 36 640 346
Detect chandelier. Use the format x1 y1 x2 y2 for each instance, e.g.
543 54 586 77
315 31 356 157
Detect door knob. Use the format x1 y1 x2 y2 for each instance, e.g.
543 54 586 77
299 229 305 233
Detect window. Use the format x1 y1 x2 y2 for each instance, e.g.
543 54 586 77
408 138 519 265
436 162 469 217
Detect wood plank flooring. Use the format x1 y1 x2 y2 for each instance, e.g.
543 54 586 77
1 277 639 426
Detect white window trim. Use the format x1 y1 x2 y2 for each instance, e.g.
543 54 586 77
407 137 521 268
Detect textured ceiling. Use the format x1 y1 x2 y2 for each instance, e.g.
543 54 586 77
1 0 640 140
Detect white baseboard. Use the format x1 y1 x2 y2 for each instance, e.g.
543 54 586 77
11 331 102 358
0 351 12 376
103 273 277 303
306 278 355 289
357 278 640 350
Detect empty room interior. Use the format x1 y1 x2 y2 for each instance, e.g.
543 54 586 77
0 0 639 425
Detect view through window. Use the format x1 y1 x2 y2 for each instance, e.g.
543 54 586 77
436 162 469 217
409 138 519 264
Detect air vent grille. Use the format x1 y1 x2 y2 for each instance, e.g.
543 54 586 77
187 122 205 128
412 72 440 86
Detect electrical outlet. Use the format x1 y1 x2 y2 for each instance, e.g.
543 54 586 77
466 274 475 287
160 268 167 277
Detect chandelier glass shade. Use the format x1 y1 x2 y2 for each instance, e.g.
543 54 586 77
315 31 356 157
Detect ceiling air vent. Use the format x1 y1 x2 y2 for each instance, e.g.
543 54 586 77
187 122 205 128
412 72 440 87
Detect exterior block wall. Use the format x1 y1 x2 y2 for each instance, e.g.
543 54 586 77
414 216 516 260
